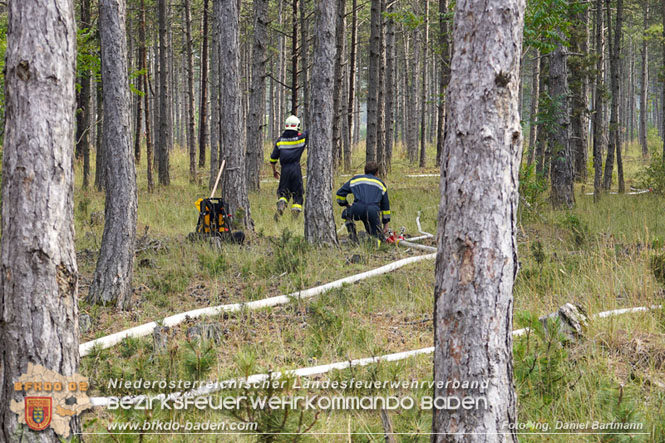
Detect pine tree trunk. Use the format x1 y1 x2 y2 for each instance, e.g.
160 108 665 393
87 0 138 310
432 0 524 438
436 0 451 168
332 0 346 170
77 0 92 189
141 0 154 192
158 0 171 185
419 0 429 168
184 0 196 183
300 0 310 128
385 8 396 172
550 36 574 208
376 2 386 177
570 3 589 182
345 0 358 172
305 0 338 246
526 52 541 167
209 0 220 188
95 34 106 191
605 0 624 191
218 0 252 229
198 0 209 168
639 0 649 157
593 0 606 200
290 0 299 115
247 0 268 192
662 0 665 159
1 0 80 439
365 0 381 163
134 39 143 165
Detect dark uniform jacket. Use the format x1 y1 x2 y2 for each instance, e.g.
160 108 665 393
270 130 308 165
336 174 391 224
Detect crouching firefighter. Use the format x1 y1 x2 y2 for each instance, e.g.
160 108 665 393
270 115 308 219
336 161 391 242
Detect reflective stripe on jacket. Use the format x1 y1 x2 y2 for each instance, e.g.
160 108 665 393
336 174 391 222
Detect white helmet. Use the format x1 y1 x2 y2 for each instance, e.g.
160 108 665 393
285 115 301 131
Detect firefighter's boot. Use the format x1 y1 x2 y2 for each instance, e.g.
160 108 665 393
345 221 358 243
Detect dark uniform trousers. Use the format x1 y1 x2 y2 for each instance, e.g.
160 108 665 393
277 162 304 208
342 203 383 238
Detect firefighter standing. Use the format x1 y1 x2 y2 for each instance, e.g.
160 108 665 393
270 115 308 219
336 161 391 242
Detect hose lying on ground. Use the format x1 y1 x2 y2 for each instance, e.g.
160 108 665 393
80 253 436 357
89 304 662 408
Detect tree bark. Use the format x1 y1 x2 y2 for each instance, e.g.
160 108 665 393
662 0 665 159
344 0 358 172
593 0 606 200
247 0 268 192
639 0 649 157
526 52 541 167
550 36 574 208
376 0 387 177
436 0 451 168
419 0 429 168
570 3 589 182
332 0 346 170
605 0 624 192
305 0 338 246
141 0 154 192
199 0 210 168
158 0 171 185
77 0 92 189
385 7 396 172
184 0 197 183
1 0 80 439
300 0 310 128
88 0 138 310
290 0 299 116
432 0 524 438
218 0 252 229
209 0 220 188
365 0 381 163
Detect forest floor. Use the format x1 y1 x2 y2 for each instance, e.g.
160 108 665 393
74 141 665 442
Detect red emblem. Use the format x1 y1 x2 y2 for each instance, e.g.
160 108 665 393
25 397 52 431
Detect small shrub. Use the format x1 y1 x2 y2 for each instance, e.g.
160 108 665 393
636 154 665 194
518 164 548 222
559 213 588 247
650 253 665 286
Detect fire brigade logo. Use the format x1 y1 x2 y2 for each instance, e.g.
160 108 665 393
25 397 52 431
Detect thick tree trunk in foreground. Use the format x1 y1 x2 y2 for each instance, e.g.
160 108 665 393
305 0 338 245
218 0 252 229
550 36 574 208
158 0 171 185
88 0 138 310
247 0 268 192
432 0 524 439
1 1 80 440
